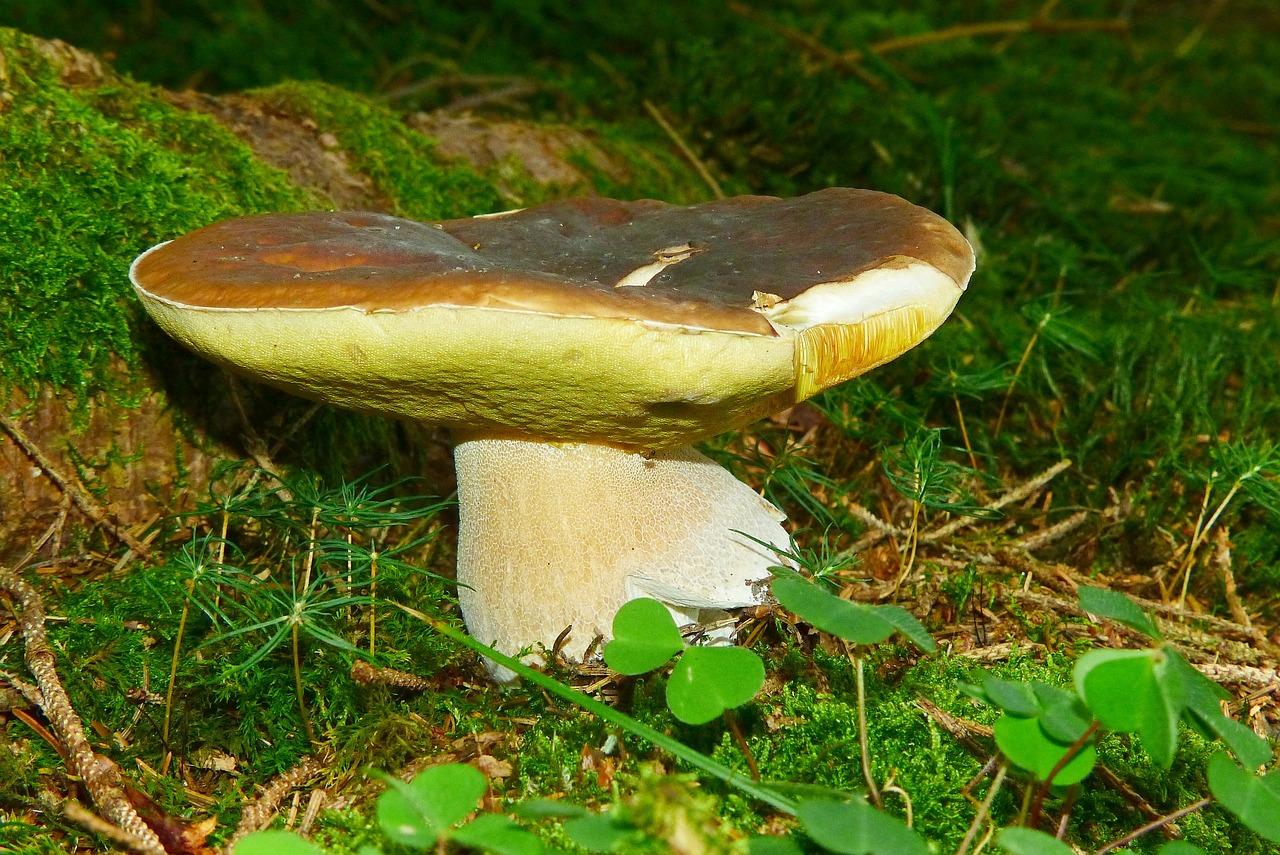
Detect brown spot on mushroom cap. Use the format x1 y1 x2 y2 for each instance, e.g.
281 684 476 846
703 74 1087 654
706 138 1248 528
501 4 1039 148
130 189 971 336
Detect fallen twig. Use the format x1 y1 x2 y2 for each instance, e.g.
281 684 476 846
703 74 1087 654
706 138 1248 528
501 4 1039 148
1008 587 1274 666
0 412 151 559
730 2 1126 89
642 99 725 200
1194 662 1280 690
1012 510 1088 552
63 800 167 855
842 498 905 554
350 659 433 691
224 755 326 852
842 460 1073 559
1095 798 1211 854
842 14 1129 64
922 459 1073 544
727 2 888 89
0 566 165 854
1214 528 1259 635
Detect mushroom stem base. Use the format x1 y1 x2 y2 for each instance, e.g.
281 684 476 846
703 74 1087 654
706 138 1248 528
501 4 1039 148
452 437 790 681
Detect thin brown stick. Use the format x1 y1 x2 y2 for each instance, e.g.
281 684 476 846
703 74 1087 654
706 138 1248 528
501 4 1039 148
351 659 434 691
0 566 165 855
293 623 318 745
954 761 1007 855
1030 721 1097 827
0 413 151 558
63 800 165 854
727 2 887 90
843 15 1128 63
918 696 994 752
163 578 194 753
953 394 979 470
921 459 1072 544
642 100 725 200
1014 510 1088 552
13 510 67 575
723 710 761 781
1095 797 1212 855
1215 528 1254 630
369 551 379 657
842 459 1073 560
224 755 326 852
994 317 1044 438
12 706 62 755
880 782 914 827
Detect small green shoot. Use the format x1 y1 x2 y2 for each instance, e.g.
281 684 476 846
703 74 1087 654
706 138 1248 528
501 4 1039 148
160 535 243 750
929 361 1008 470
881 428 997 590
167 465 447 745
603 598 765 725
993 296 1099 438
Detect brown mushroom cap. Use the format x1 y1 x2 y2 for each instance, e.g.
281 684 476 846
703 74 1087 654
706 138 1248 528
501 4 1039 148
131 188 973 449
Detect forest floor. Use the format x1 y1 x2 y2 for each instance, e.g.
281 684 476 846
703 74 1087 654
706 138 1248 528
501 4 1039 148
1 2 1279 854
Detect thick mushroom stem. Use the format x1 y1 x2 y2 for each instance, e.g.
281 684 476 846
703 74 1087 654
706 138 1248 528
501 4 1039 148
452 437 789 681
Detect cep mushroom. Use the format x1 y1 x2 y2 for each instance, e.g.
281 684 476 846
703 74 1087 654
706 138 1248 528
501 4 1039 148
130 189 974 679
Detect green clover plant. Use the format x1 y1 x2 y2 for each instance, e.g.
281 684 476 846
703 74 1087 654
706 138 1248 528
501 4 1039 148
603 597 765 725
962 586 1277 844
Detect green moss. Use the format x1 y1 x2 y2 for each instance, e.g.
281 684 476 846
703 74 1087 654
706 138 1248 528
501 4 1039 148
0 28 317 400
254 80 505 220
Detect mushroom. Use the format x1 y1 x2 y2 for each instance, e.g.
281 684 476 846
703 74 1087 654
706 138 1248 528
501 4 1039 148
130 189 974 679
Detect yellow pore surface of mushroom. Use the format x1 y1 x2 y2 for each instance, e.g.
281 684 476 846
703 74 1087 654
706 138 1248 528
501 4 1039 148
136 296 798 450
135 258 960 451
452 438 787 676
